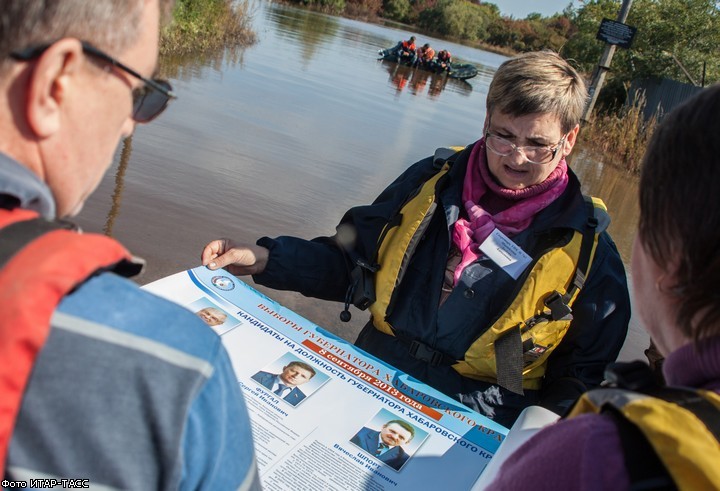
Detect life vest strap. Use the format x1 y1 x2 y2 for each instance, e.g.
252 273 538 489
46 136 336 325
494 325 524 394
606 361 720 440
562 197 599 303
604 406 677 490
593 361 720 490
0 217 74 267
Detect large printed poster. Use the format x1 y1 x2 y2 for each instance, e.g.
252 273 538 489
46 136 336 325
144 267 508 490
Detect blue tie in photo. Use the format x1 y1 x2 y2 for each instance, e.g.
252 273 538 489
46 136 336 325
274 384 287 396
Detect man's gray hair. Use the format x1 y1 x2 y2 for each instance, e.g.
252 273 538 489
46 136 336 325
0 0 175 72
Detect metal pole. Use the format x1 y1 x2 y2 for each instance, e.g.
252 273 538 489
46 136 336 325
665 52 698 86
582 0 634 122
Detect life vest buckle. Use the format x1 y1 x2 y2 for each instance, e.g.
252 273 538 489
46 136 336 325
409 340 447 366
356 257 379 273
604 360 657 391
544 291 573 321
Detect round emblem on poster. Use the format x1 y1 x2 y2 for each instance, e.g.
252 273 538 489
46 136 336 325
211 275 235 291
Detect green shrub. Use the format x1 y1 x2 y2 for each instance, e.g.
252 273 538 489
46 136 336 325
418 0 490 41
302 0 347 14
383 0 411 21
161 0 256 56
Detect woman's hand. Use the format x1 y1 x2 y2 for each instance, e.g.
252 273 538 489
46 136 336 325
201 239 269 276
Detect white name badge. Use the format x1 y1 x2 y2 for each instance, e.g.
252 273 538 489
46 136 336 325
478 228 532 280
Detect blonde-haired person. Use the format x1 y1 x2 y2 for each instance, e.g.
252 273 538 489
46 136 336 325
0 0 259 488
489 84 720 490
202 50 631 427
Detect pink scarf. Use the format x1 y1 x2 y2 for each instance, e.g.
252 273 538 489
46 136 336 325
451 139 568 285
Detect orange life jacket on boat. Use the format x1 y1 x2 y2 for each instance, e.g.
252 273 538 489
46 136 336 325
401 40 416 52
418 46 435 62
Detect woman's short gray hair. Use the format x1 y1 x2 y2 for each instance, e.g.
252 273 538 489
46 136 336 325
486 50 588 133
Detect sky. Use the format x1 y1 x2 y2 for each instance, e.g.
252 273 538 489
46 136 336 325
489 0 577 19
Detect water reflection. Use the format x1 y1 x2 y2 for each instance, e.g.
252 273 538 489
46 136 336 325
103 136 132 237
159 44 248 81
381 61 474 99
267 4 340 65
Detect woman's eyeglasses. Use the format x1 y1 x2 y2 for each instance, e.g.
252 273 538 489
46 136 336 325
10 40 176 123
485 132 566 165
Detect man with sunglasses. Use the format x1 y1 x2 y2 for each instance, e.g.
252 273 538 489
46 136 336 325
203 51 630 428
0 1 259 489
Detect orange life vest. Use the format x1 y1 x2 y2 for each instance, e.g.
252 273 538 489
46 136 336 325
402 40 416 51
418 47 435 61
0 208 138 468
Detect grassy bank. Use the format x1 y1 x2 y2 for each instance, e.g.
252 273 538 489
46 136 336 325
580 96 657 175
160 0 256 56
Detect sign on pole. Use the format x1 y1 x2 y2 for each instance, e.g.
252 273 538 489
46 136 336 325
596 18 637 50
582 0 635 122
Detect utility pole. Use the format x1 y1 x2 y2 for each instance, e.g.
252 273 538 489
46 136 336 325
582 0 634 122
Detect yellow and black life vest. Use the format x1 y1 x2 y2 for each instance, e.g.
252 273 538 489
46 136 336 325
567 361 720 490
352 148 609 394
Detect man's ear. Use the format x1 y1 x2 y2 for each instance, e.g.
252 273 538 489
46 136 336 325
25 38 84 138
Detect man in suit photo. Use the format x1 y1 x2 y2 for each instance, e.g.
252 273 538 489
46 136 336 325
351 419 415 471
252 360 316 406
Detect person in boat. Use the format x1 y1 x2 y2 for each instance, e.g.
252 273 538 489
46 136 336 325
0 0 260 488
436 49 453 72
489 84 720 490
392 36 416 64
201 50 630 428
415 43 436 69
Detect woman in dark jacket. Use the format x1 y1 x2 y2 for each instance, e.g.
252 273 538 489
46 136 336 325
202 51 630 427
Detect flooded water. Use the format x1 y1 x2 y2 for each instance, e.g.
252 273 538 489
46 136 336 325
77 1 646 359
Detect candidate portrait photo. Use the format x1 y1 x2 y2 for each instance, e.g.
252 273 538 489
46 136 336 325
251 353 329 407
350 408 428 471
187 297 239 336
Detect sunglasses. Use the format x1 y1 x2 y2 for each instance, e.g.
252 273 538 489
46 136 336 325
10 40 176 123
